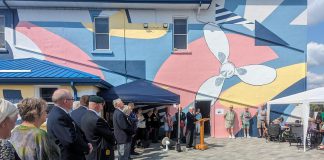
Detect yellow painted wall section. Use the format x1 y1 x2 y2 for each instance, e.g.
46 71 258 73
75 86 99 96
0 85 35 98
82 10 168 39
52 85 100 97
59 85 73 92
219 63 306 108
0 85 100 100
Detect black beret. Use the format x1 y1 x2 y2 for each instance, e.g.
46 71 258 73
89 96 104 103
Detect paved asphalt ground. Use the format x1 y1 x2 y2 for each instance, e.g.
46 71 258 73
126 137 323 160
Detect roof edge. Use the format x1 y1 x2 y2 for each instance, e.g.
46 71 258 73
2 0 212 9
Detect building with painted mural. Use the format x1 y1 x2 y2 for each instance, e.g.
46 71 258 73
0 0 307 138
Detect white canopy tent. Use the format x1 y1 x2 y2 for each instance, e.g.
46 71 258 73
267 87 324 152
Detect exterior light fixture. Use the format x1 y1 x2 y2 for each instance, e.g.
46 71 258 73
163 23 168 28
143 23 148 28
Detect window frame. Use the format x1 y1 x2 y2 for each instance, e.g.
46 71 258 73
35 85 59 104
173 17 188 50
93 17 110 50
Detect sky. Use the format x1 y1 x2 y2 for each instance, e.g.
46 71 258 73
307 0 324 89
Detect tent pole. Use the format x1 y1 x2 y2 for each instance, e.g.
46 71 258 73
302 101 310 152
266 103 271 125
176 104 182 152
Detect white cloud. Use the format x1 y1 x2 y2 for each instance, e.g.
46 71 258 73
307 42 324 66
308 71 324 89
308 0 324 25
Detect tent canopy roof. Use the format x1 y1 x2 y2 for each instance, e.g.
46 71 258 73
268 87 324 105
99 80 180 105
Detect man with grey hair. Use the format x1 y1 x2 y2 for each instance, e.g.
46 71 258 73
113 98 134 160
47 89 92 160
113 98 123 109
186 106 196 149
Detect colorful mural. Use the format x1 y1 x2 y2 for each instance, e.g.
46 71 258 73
1 0 307 137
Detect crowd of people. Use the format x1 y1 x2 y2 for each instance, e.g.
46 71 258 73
0 89 116 160
0 90 207 160
2 90 322 160
308 112 324 150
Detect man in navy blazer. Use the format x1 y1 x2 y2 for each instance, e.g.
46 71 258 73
81 95 115 160
71 95 90 127
113 98 134 160
47 89 92 160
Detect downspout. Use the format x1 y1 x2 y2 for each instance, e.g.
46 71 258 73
206 0 212 10
2 0 11 10
70 81 78 100
3 0 16 46
197 1 202 15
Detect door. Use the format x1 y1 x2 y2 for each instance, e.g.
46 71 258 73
195 100 211 135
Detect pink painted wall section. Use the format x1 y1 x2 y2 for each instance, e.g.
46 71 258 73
226 34 278 67
154 37 220 109
212 102 258 138
16 21 104 79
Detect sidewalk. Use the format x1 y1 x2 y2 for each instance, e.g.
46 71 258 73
130 137 323 160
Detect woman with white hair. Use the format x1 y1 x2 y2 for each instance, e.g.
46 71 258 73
0 98 20 160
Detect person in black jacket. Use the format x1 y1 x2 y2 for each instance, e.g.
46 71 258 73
150 108 160 143
71 95 89 127
47 89 92 160
113 99 134 160
126 103 140 155
81 96 115 160
186 106 196 149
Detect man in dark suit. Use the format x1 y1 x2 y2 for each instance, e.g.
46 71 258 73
71 95 89 127
186 106 196 149
47 89 92 160
81 96 115 160
113 98 134 160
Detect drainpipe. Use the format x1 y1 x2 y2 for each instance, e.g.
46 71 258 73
70 81 78 100
3 0 16 46
197 1 202 15
206 0 212 10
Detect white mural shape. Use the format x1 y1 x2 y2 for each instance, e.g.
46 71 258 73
5 28 45 60
195 24 277 105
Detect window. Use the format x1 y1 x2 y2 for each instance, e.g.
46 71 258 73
39 88 57 102
3 89 23 104
94 17 109 50
0 16 5 50
173 18 187 50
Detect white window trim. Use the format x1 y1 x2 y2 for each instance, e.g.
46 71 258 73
94 17 110 50
34 85 60 104
173 17 188 50
0 15 5 50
